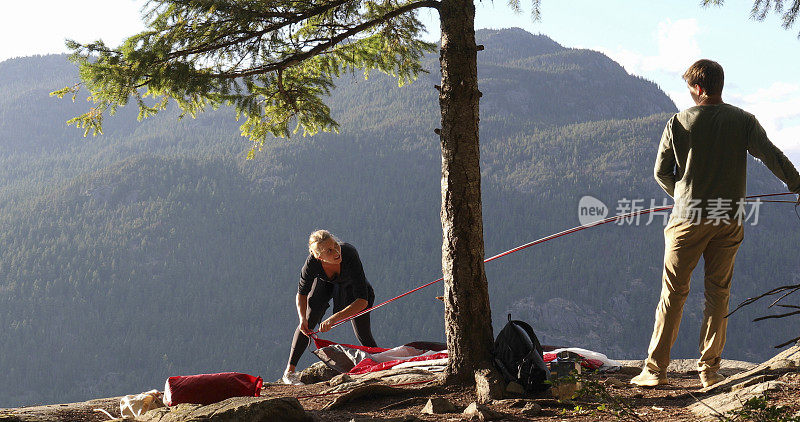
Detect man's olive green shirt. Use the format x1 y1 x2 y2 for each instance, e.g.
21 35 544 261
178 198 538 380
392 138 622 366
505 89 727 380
655 103 800 219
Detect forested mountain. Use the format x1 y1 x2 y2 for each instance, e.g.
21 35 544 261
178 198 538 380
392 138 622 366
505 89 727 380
1 28 797 407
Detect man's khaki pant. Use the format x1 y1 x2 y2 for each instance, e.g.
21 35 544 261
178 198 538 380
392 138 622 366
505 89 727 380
644 216 744 374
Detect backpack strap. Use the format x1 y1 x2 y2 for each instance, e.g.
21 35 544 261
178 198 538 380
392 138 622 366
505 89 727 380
509 320 544 357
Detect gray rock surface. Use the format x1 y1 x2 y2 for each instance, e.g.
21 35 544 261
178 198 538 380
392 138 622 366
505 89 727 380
323 384 418 410
420 398 456 414
0 397 120 422
329 373 353 387
300 361 340 384
699 344 800 394
324 368 436 394
615 358 757 376
463 402 503 421
688 381 788 418
139 397 311 422
767 359 796 370
730 374 778 391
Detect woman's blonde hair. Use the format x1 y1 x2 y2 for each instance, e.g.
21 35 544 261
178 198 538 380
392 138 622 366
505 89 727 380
308 229 340 256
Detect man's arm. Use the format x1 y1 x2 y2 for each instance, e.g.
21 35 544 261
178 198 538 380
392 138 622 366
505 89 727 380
747 117 800 194
654 116 677 197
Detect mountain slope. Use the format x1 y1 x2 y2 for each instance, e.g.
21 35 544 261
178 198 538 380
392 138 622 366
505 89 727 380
1 29 797 407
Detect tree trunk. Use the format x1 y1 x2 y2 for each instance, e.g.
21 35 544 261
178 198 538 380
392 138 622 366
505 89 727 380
438 0 494 383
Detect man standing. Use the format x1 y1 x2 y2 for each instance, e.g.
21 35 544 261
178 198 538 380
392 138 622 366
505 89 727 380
631 59 800 388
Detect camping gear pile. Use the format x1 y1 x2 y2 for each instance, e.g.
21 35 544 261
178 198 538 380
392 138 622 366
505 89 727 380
310 313 620 396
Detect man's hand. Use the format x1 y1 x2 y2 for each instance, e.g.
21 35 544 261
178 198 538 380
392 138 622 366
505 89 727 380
319 316 338 332
298 319 311 335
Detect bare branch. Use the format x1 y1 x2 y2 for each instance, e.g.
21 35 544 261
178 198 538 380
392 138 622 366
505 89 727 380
769 286 800 308
775 335 800 348
726 283 800 317
753 309 800 322
728 282 800 348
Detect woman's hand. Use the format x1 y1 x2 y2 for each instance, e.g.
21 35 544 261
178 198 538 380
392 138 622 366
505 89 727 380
298 318 311 335
319 316 338 332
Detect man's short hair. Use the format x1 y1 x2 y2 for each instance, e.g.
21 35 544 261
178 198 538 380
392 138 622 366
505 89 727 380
683 59 724 96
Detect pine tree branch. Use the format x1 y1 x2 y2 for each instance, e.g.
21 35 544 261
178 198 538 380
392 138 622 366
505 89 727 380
207 0 440 79
144 0 304 28
276 69 299 113
162 0 356 61
703 0 800 35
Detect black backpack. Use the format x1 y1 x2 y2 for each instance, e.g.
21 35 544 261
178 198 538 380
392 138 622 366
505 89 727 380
493 314 550 393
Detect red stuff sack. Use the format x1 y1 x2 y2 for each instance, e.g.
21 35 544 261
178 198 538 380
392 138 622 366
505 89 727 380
163 372 263 406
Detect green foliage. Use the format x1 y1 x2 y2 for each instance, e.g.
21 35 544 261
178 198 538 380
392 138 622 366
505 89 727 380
724 394 800 422
573 373 644 422
52 0 437 154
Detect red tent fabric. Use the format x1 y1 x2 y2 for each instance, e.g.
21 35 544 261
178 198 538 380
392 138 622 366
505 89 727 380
348 352 448 374
312 337 612 374
312 337 447 374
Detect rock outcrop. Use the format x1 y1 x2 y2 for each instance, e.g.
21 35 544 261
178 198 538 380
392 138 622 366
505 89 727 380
138 397 311 422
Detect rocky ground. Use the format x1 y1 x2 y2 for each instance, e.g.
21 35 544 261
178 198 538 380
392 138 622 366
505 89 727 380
2 345 798 421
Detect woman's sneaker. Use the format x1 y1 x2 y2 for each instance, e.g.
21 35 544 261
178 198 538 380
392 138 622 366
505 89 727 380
282 370 304 385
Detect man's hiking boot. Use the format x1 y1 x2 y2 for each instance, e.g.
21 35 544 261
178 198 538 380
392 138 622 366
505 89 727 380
700 371 725 388
282 370 304 385
630 369 668 387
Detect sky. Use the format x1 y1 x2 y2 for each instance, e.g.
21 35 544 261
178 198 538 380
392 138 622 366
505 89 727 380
1 0 798 165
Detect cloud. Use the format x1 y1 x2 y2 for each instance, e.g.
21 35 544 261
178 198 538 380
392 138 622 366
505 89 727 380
665 83 800 166
668 83 800 166
727 82 800 153
643 19 702 73
666 89 694 111
598 18 701 76
591 18 800 167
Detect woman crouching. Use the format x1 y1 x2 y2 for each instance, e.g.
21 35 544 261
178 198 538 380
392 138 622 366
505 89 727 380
282 230 377 384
